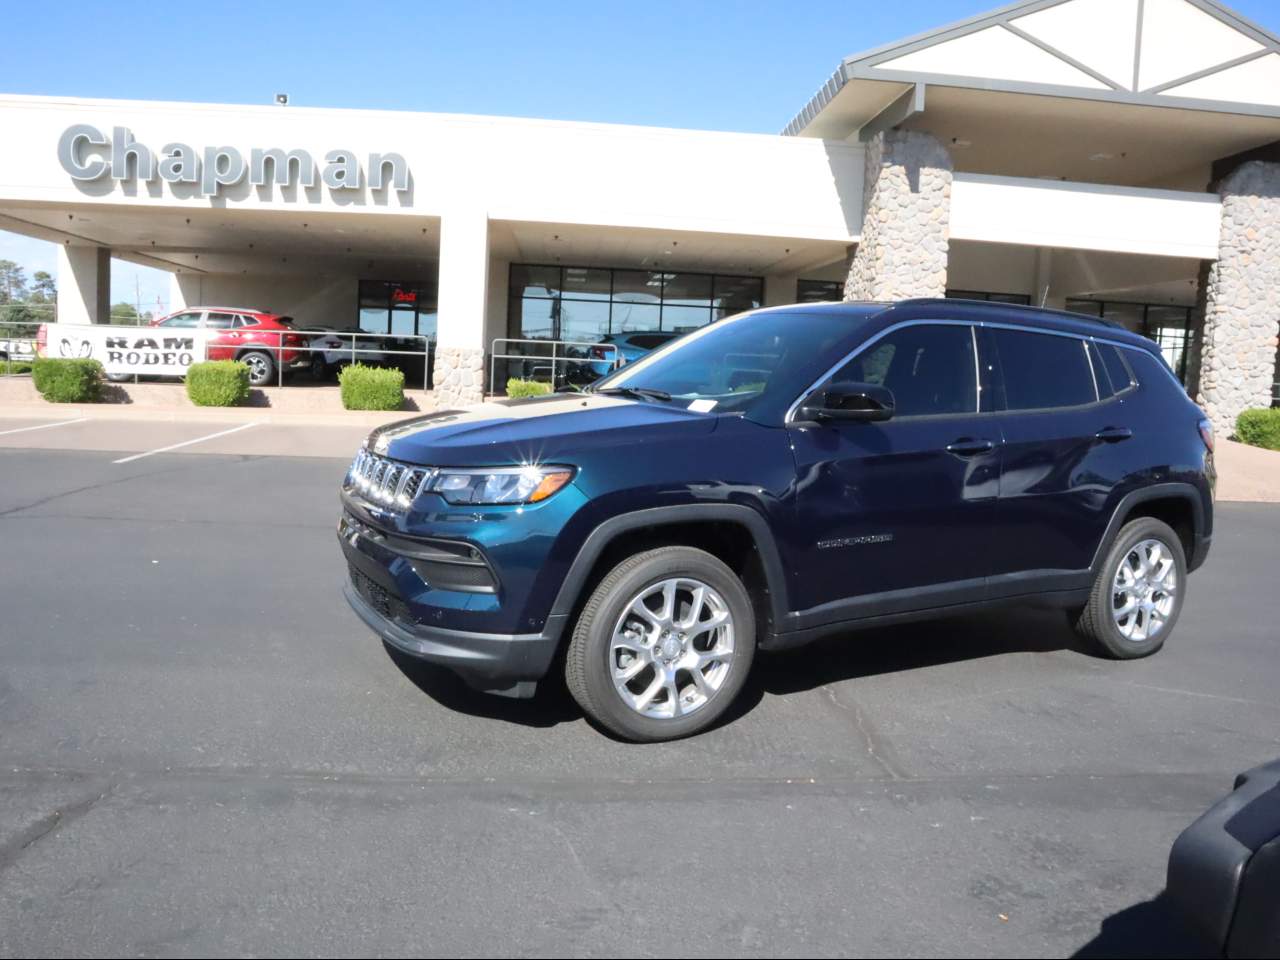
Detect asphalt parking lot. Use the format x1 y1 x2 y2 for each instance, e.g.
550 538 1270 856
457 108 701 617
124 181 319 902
1 422 1278 958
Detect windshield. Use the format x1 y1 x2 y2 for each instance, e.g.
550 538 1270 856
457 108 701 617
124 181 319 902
592 307 880 416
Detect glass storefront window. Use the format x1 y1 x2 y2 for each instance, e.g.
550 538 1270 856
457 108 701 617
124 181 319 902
796 279 842 303
945 289 1032 304
510 264 560 299
1064 298 1192 384
662 272 712 307
611 301 660 333
559 299 611 344
561 267 611 301
662 304 712 332
507 264 762 342
714 275 765 316
508 297 558 341
613 269 663 304
358 279 438 338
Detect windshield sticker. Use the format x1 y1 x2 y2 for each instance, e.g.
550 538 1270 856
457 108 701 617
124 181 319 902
687 399 718 413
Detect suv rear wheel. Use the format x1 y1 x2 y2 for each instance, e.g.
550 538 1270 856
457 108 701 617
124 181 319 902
565 546 755 742
240 350 275 386
1073 517 1186 659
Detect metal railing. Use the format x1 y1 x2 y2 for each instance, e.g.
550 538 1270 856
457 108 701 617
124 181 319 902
489 338 619 393
0 317 436 389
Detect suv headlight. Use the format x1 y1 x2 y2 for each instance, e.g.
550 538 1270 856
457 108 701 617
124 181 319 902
425 465 575 505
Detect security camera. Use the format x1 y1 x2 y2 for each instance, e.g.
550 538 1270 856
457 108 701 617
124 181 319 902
275 93 289 106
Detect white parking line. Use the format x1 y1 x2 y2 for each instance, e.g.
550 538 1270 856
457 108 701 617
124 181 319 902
0 417 90 437
112 422 260 464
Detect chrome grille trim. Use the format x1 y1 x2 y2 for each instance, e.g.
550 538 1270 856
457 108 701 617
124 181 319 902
345 449 433 509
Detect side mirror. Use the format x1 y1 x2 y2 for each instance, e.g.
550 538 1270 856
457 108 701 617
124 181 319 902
797 381 895 423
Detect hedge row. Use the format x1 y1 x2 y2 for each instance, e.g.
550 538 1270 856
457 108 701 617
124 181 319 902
1236 408 1280 451
506 378 552 398
340 362 404 410
186 360 251 407
31 358 102 403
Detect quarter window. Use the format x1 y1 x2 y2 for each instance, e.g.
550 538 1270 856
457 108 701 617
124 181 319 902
834 324 977 418
159 312 201 328
991 329 1096 411
1095 342 1136 396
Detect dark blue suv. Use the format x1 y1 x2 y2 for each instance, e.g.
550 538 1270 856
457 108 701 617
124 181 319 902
338 299 1215 741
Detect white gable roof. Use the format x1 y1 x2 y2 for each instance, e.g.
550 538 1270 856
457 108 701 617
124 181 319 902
785 0 1280 135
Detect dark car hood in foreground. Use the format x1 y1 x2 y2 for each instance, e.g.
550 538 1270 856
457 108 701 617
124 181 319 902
370 393 717 466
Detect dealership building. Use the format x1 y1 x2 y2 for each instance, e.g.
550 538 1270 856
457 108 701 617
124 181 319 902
1 0 1278 430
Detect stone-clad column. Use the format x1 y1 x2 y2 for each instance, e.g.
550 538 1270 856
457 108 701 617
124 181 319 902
1198 161 1280 436
844 130 952 302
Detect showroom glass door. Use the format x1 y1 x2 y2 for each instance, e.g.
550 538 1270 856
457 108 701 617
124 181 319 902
357 279 439 387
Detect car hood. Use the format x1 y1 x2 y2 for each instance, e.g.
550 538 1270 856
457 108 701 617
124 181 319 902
370 393 717 466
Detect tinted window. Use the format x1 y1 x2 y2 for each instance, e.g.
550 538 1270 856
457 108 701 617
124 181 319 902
160 312 201 328
629 334 676 349
205 311 237 329
835 324 977 418
992 329 1096 411
602 308 880 415
1097 343 1135 395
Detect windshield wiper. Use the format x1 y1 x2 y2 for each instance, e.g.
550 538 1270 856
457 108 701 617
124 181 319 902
593 386 673 402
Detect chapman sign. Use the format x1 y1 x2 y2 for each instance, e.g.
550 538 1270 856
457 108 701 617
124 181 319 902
42 323 210 377
57 124 410 198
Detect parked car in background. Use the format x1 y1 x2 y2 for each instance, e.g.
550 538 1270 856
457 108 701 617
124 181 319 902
338 298 1214 741
302 326 388 380
152 307 309 386
586 331 680 378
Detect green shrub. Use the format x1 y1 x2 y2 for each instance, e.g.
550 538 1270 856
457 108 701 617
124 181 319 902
1 359 33 375
1235 408 1280 450
31 358 102 403
340 363 404 410
186 360 251 407
506 378 552 398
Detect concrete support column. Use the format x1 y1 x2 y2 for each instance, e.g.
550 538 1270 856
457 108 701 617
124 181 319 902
764 273 798 307
56 244 110 324
432 210 489 407
844 130 952 301
1197 161 1280 435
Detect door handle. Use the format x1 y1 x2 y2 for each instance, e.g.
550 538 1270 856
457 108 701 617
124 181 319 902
946 438 996 457
1095 426 1133 443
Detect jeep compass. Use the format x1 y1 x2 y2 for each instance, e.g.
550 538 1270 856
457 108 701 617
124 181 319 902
338 299 1214 741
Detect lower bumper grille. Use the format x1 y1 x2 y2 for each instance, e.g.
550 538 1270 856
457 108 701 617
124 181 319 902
348 562 411 625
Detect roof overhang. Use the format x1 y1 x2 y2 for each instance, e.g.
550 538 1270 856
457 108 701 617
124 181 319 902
785 0 1280 138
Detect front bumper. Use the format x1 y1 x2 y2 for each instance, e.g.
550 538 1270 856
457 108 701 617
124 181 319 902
343 581 560 697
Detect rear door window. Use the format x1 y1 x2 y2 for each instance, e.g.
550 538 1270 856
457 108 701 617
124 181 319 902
205 312 237 329
990 329 1097 411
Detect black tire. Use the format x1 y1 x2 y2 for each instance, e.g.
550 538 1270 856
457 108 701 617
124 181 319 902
565 546 755 742
1073 517 1187 659
310 355 330 381
239 350 275 386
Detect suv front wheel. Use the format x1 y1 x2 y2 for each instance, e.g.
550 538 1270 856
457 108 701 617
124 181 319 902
565 546 756 742
1073 517 1187 659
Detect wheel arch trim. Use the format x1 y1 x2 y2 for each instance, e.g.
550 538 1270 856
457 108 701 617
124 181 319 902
1090 482 1206 575
547 503 790 631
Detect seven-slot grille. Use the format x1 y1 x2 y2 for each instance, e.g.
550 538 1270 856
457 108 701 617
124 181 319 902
346 449 432 508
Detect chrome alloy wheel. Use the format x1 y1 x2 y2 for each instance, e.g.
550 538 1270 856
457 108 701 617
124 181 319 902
244 353 271 384
1112 538 1178 643
610 577 734 720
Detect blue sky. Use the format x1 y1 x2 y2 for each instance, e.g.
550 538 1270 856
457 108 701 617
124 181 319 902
3 0 1279 311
